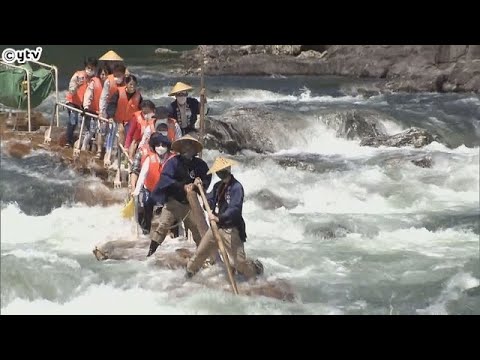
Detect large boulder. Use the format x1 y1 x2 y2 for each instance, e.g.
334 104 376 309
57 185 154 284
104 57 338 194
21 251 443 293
203 106 309 154
200 107 441 154
360 127 438 148
248 189 298 210
202 107 397 154
317 109 389 140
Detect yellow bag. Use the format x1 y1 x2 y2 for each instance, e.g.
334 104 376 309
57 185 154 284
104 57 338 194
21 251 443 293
121 198 135 219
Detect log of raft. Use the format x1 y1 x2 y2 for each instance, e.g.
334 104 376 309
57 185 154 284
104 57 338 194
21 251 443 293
186 190 209 240
92 235 297 302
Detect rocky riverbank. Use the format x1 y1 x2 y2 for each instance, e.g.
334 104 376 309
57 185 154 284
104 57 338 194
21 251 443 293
0 113 129 207
171 45 480 93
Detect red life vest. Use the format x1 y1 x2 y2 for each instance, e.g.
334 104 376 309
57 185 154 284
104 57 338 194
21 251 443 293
144 151 175 192
65 70 88 107
89 77 103 113
114 89 141 123
165 118 178 142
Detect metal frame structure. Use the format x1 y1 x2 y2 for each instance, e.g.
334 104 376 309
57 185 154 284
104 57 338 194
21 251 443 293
0 60 59 132
0 61 31 131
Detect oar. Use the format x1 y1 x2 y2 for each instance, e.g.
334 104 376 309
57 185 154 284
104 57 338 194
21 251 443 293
196 185 239 295
133 192 139 240
113 137 133 189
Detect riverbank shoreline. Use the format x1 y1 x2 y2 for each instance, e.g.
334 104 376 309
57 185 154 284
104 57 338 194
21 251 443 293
157 45 480 94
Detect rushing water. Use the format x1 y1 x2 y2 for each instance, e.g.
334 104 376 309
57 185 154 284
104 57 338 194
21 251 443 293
1 48 479 314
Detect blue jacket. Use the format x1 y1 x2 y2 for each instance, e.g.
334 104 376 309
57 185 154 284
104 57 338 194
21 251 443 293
151 155 211 205
207 175 247 242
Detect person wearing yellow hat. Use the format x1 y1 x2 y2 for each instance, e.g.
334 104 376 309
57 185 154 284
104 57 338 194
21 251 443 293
99 50 123 62
146 134 212 257
167 82 207 136
185 157 264 279
97 63 128 163
98 50 130 76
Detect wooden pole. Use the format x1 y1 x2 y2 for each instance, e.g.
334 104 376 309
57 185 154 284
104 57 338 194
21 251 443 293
198 56 206 159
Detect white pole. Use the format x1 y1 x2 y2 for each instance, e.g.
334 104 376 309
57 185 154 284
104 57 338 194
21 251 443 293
54 65 59 126
26 70 31 132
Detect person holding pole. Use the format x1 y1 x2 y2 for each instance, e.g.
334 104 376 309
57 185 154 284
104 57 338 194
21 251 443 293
185 157 264 280
167 82 207 136
146 134 212 257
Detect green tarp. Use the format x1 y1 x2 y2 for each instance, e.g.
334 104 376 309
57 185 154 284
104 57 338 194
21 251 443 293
0 62 54 110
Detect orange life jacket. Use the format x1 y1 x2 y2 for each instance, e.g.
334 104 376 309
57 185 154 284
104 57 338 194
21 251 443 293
147 118 178 142
107 74 118 100
144 151 175 192
166 118 178 142
66 70 88 107
90 77 103 113
133 111 148 135
114 89 141 123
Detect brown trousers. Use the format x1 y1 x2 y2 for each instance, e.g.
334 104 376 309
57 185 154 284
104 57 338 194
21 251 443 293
187 227 257 279
150 198 202 246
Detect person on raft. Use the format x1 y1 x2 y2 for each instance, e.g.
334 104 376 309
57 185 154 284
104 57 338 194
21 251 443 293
185 157 264 279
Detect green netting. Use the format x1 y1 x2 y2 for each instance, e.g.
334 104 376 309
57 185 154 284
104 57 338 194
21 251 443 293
0 62 54 110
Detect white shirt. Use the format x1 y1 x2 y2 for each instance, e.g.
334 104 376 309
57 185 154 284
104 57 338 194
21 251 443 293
194 103 209 130
133 156 151 196
98 78 112 117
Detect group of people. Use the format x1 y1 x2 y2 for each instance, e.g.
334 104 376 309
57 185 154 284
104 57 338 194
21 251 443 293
64 50 203 167
65 50 263 281
145 134 264 280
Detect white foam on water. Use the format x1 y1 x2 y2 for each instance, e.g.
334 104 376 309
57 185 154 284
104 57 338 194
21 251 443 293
1 159 75 185
340 227 478 259
416 273 480 315
450 97 480 106
1 203 130 251
1 284 184 315
208 87 368 104
3 249 81 269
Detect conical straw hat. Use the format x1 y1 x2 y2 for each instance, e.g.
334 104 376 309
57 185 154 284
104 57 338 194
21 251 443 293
171 134 203 154
99 50 123 61
207 157 239 175
168 82 193 96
